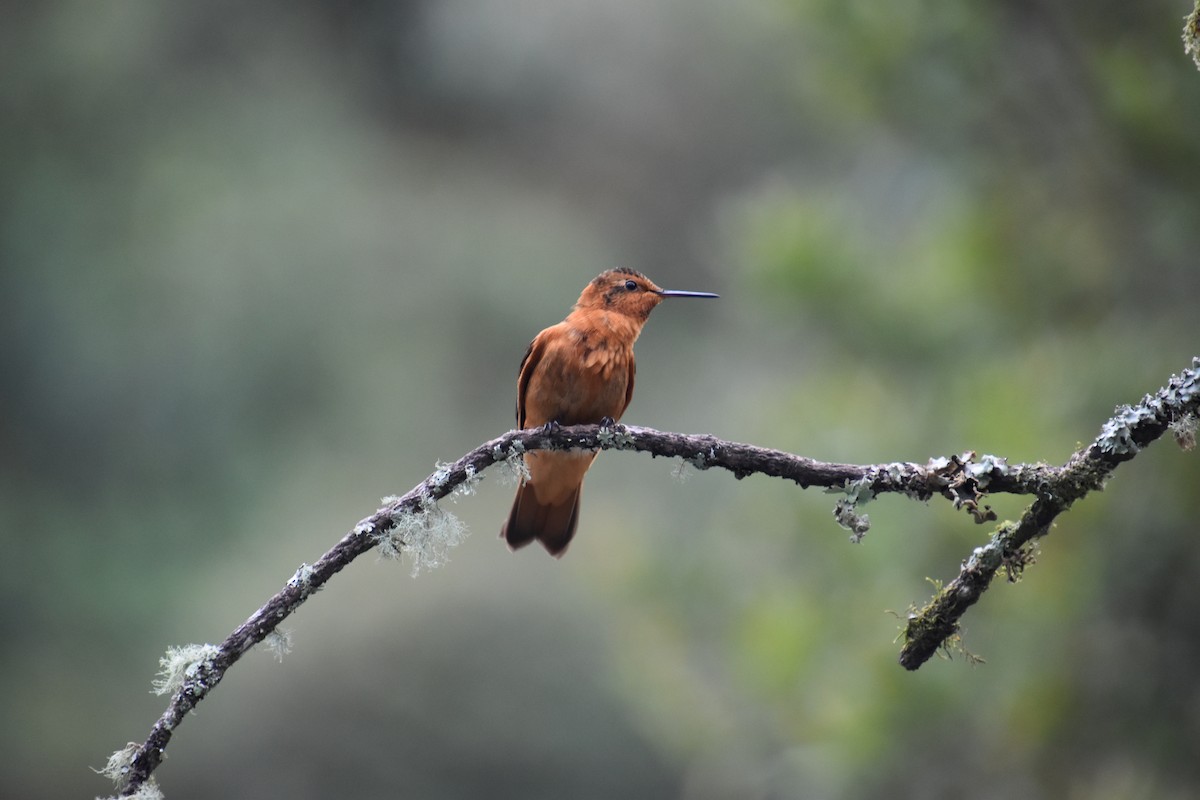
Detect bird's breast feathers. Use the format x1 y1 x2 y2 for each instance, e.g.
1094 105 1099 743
519 319 635 427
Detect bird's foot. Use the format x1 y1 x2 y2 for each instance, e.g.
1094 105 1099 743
539 420 562 434
598 416 616 429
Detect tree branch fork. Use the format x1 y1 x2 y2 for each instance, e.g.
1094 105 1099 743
101 357 1200 798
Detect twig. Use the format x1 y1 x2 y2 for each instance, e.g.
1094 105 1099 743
899 357 1200 668
103 357 1200 797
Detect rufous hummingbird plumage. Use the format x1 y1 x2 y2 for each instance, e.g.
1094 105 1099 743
502 268 718 556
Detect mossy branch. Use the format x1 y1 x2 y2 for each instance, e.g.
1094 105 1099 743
900 357 1200 668
103 357 1200 798
1185 1 1200 71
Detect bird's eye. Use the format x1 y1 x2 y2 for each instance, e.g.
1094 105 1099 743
624 279 638 291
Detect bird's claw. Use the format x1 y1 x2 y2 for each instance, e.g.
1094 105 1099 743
540 420 562 434
598 416 617 429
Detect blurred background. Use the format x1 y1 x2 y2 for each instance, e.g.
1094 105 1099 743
3 2 1199 798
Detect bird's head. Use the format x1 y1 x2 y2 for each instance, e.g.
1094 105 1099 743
576 268 718 321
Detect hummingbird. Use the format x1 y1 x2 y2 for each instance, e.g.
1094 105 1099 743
502 268 718 556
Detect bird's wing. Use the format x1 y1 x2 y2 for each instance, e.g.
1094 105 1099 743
620 356 636 420
515 331 546 429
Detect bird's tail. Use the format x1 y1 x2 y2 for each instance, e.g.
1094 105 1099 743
502 481 581 558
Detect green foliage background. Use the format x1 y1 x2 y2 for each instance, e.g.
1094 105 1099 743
2 2 1198 798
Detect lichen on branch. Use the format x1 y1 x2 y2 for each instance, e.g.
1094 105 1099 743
1185 1 1200 71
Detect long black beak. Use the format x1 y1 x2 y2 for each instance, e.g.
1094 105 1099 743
656 289 719 298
